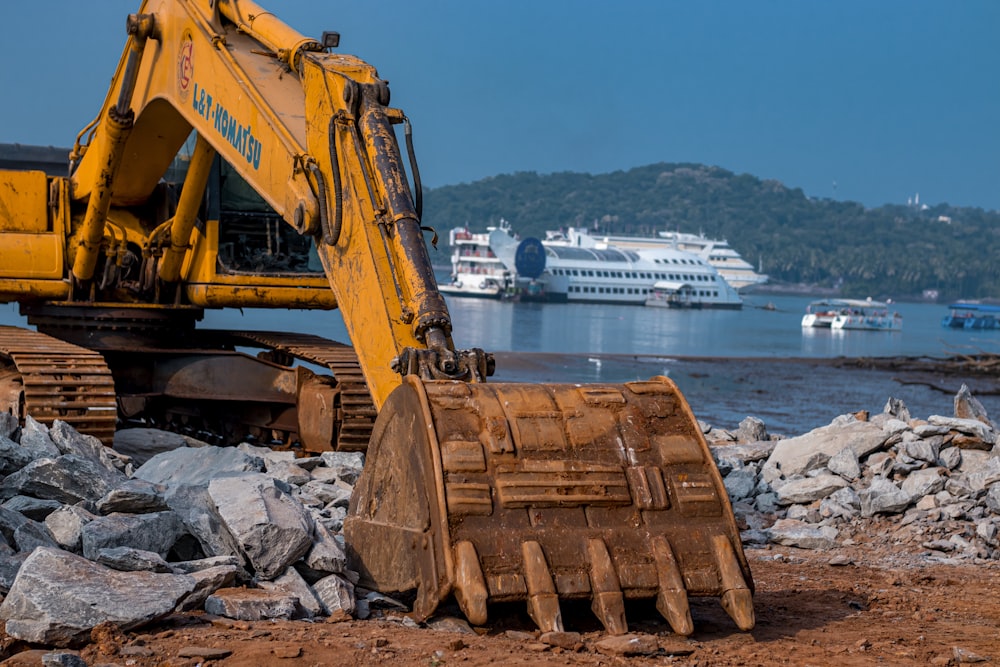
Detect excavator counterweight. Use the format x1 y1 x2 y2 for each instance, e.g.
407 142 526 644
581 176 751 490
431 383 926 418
0 0 753 634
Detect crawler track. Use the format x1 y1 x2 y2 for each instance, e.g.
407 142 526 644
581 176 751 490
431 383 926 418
0 326 117 444
221 330 376 450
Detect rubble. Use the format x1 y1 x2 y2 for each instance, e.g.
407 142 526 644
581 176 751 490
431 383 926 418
706 382 1000 562
0 421 367 645
0 381 995 649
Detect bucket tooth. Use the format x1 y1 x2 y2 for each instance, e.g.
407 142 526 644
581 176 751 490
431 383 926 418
586 537 628 635
452 540 488 626
521 540 563 633
651 535 693 636
712 535 755 631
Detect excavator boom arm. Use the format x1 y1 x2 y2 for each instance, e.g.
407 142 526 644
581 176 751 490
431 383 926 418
68 0 474 408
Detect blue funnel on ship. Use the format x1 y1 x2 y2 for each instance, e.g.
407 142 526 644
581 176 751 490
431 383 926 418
514 238 546 279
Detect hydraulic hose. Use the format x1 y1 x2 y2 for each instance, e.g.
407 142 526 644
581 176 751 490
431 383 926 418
403 117 422 220
325 115 343 245
309 116 343 247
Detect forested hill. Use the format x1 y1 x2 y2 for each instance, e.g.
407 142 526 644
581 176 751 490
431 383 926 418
423 163 1000 301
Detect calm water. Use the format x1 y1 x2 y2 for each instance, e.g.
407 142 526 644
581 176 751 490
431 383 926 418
441 294 1000 359
2 294 997 434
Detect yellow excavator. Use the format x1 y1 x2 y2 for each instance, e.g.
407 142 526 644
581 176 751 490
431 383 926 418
0 0 753 635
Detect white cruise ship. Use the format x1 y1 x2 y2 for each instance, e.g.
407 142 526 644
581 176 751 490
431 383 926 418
584 230 768 292
490 226 742 309
439 221 514 299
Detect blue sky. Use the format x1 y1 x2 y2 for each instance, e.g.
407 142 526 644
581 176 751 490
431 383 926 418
1 1 997 210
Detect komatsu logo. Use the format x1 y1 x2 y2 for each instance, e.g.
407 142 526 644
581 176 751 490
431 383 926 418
191 82 263 170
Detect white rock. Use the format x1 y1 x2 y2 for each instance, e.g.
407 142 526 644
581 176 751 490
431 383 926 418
900 468 947 500
859 477 911 517
0 547 194 647
827 448 861 480
928 416 995 445
208 474 315 581
767 419 889 477
767 519 838 550
776 474 847 505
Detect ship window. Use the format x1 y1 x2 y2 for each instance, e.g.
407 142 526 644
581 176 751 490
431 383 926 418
572 270 579 276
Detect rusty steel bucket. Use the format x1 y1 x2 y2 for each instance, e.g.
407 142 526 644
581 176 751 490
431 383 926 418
344 375 754 635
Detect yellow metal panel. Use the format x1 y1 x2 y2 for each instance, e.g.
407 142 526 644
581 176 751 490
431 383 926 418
0 170 49 232
0 233 64 279
0 279 70 302
185 284 337 309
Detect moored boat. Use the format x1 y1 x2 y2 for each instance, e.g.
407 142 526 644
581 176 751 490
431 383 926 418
490 226 742 308
440 222 515 299
645 281 701 308
581 229 768 292
942 303 1000 330
802 298 902 331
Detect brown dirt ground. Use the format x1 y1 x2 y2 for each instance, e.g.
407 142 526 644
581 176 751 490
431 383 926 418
2 536 998 667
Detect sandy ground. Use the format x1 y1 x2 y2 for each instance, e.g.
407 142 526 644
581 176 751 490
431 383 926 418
1 537 996 667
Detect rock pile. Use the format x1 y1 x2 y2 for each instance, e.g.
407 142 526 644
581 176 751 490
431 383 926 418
0 382 994 648
0 414 390 647
707 384 1000 561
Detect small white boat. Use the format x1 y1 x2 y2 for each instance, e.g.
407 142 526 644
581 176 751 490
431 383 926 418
802 298 902 331
644 281 701 308
440 222 514 299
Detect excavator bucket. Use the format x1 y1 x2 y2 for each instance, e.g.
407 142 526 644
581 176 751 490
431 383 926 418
344 375 754 635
